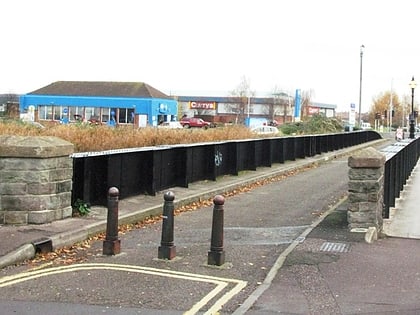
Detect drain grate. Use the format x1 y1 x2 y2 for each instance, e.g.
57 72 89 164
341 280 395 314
320 242 350 253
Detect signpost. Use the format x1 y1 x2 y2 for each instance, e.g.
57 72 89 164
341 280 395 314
294 89 301 122
349 103 356 131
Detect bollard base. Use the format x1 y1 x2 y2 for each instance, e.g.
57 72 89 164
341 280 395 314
207 250 225 266
103 239 121 256
158 245 176 260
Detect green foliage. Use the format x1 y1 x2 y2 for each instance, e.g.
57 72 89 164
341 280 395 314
280 122 302 135
280 115 343 135
73 198 90 216
303 114 343 133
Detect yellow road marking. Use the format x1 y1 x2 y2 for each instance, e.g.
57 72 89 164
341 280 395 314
0 263 247 315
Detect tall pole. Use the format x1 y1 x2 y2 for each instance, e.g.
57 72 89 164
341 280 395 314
402 103 405 128
389 79 393 131
358 45 365 127
409 76 416 139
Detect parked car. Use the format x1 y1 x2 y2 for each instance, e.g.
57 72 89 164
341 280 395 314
180 117 212 129
251 125 279 135
360 122 372 130
158 121 183 129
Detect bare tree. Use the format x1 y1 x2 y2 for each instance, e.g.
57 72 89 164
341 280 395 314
0 93 19 118
229 76 255 124
271 86 292 123
299 89 313 120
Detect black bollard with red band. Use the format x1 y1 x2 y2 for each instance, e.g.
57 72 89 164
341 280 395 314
158 191 176 260
103 187 121 255
208 195 225 266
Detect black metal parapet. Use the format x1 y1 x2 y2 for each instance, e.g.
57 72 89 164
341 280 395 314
158 191 176 260
381 138 420 218
71 131 382 207
103 187 121 255
208 195 225 266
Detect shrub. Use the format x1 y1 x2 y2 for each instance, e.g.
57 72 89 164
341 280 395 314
73 198 90 216
0 121 255 152
0 116 345 153
280 123 302 135
280 115 343 135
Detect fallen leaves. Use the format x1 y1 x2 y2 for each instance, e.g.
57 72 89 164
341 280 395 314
22 162 318 269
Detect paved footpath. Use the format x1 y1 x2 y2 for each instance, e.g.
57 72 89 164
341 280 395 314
0 138 419 314
244 201 420 315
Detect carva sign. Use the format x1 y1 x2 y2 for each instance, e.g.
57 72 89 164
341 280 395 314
189 101 216 110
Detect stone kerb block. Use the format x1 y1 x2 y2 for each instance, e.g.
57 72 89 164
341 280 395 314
0 135 74 225
347 147 385 231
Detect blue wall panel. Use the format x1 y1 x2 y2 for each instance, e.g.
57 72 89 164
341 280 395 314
19 94 178 125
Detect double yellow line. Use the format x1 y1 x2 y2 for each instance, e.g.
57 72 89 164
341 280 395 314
0 263 247 315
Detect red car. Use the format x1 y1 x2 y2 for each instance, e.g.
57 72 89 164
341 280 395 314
180 117 212 129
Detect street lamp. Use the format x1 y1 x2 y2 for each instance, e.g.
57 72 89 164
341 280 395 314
358 44 365 127
409 76 417 139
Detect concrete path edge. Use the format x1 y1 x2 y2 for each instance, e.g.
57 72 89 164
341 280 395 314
231 195 349 315
0 139 387 270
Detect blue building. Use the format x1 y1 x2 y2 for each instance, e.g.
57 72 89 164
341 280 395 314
19 81 178 127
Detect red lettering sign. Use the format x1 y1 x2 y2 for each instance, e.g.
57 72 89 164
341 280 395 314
189 101 216 110
308 107 320 115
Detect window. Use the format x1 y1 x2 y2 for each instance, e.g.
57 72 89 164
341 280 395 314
53 106 68 120
118 108 135 124
38 106 47 120
119 108 127 124
92 107 101 121
85 107 95 121
82 107 101 122
102 108 110 122
101 108 118 123
128 108 134 123
69 106 83 121
38 105 53 120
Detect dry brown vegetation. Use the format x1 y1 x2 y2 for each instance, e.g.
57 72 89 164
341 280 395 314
0 120 261 152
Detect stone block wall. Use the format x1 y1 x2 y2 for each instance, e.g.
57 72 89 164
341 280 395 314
0 135 74 224
347 147 385 231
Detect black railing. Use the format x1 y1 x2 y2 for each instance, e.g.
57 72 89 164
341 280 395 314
382 138 420 218
71 130 381 206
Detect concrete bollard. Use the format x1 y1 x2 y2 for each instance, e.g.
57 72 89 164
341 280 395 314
208 195 225 266
158 191 176 260
103 187 121 255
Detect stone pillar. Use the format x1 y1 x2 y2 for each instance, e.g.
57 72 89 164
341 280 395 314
0 135 74 224
348 147 385 232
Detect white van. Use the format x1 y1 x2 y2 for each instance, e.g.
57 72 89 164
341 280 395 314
361 122 371 130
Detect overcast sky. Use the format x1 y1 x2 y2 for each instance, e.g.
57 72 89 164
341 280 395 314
1 0 420 112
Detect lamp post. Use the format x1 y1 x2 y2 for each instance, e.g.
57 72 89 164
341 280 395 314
358 45 365 127
409 76 417 139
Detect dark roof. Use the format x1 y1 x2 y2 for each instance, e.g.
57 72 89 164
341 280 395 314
28 81 171 99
